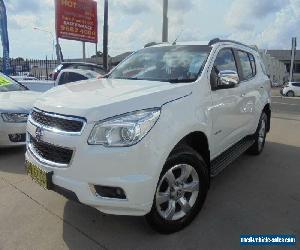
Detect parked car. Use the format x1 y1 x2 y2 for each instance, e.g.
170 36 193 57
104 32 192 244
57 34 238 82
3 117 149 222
51 62 105 80
55 69 101 86
280 82 300 97
19 80 55 93
11 75 38 81
25 39 271 233
271 81 281 87
0 73 39 147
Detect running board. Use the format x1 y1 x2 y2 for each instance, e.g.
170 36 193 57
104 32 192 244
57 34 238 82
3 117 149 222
210 137 255 177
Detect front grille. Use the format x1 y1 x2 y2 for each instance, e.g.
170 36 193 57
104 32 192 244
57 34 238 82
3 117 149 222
30 135 73 165
31 109 85 133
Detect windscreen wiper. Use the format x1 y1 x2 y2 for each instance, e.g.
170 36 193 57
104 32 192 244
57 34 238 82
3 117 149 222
167 78 196 83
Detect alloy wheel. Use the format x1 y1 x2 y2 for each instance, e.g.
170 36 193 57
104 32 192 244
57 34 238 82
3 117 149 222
155 164 200 221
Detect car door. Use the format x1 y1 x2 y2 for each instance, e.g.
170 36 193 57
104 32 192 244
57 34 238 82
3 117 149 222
235 50 260 135
293 83 300 96
210 47 245 157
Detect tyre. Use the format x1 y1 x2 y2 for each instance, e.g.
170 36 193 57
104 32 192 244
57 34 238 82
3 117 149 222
247 112 267 155
145 145 209 234
286 91 295 97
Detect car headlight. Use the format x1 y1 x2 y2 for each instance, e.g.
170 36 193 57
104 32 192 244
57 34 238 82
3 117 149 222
88 108 161 147
1 113 29 123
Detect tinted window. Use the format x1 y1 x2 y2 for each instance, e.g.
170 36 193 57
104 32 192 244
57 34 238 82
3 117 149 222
249 53 256 76
214 48 238 73
68 73 88 82
292 82 300 87
58 72 69 85
237 51 253 80
58 72 88 85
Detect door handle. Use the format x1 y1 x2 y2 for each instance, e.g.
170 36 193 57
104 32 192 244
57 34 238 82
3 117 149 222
241 93 246 97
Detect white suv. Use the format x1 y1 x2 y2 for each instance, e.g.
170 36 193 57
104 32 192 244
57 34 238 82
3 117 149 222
281 82 300 97
25 39 271 233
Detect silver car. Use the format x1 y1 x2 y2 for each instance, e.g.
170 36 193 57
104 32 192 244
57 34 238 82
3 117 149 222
0 73 39 147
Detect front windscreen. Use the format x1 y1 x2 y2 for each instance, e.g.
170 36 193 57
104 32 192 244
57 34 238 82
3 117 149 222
109 45 211 83
0 74 27 92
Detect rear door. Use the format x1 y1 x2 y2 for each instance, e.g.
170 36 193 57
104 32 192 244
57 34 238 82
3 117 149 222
235 50 261 135
210 47 245 157
235 50 269 135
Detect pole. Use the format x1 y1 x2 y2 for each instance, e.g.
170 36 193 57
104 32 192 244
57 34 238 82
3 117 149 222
162 0 168 42
45 56 49 80
0 0 10 75
103 0 108 72
289 37 297 82
82 42 86 61
55 36 63 63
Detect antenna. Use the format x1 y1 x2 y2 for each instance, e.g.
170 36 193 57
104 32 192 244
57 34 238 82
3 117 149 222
172 29 184 45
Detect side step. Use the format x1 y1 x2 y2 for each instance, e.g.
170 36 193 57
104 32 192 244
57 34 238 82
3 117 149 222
210 137 255 177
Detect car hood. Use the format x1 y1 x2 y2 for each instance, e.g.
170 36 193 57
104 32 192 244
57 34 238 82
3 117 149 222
34 78 192 122
0 90 40 113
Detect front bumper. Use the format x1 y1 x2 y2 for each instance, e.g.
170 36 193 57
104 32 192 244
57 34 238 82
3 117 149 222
0 120 27 147
25 120 168 216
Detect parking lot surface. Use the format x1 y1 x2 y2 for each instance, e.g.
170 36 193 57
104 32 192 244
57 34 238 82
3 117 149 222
0 97 299 250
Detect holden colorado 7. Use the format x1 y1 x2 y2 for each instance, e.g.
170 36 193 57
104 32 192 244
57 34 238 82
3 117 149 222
25 39 271 233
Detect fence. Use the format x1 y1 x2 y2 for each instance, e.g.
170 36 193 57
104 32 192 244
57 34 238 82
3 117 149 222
0 58 59 80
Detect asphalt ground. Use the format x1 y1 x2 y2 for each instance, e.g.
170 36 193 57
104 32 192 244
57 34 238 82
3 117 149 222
0 95 299 250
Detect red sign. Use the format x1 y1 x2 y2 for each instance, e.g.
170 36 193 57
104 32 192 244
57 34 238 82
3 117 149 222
55 0 98 43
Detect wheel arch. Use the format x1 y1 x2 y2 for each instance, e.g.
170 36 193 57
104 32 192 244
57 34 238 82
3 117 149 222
172 131 210 174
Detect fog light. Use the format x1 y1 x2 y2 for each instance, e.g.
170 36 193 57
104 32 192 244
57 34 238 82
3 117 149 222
93 185 126 199
9 133 26 143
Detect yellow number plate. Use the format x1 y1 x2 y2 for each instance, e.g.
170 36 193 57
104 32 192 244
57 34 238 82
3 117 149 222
26 161 53 190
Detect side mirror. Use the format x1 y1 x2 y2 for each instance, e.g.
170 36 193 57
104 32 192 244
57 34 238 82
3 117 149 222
214 70 239 90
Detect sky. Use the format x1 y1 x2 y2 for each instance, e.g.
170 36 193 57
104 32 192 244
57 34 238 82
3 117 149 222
3 0 300 59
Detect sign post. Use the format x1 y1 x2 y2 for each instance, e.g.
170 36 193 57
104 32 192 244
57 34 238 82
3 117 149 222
0 0 10 75
289 37 297 83
103 0 108 72
162 0 168 42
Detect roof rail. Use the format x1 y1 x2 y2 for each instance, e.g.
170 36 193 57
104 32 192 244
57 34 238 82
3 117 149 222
144 42 162 48
208 38 256 51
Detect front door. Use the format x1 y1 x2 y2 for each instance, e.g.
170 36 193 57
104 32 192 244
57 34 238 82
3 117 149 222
210 47 244 158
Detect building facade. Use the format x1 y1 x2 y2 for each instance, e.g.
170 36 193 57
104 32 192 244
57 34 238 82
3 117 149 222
266 50 300 82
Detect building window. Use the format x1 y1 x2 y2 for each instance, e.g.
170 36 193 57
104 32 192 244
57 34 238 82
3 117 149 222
294 64 300 73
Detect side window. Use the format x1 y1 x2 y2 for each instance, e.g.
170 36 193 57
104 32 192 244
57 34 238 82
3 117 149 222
68 73 88 83
292 82 300 87
210 48 239 90
249 53 256 76
58 72 69 85
213 48 238 73
237 51 253 80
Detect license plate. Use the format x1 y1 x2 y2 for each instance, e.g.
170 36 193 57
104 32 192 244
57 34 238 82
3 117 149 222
26 161 53 190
